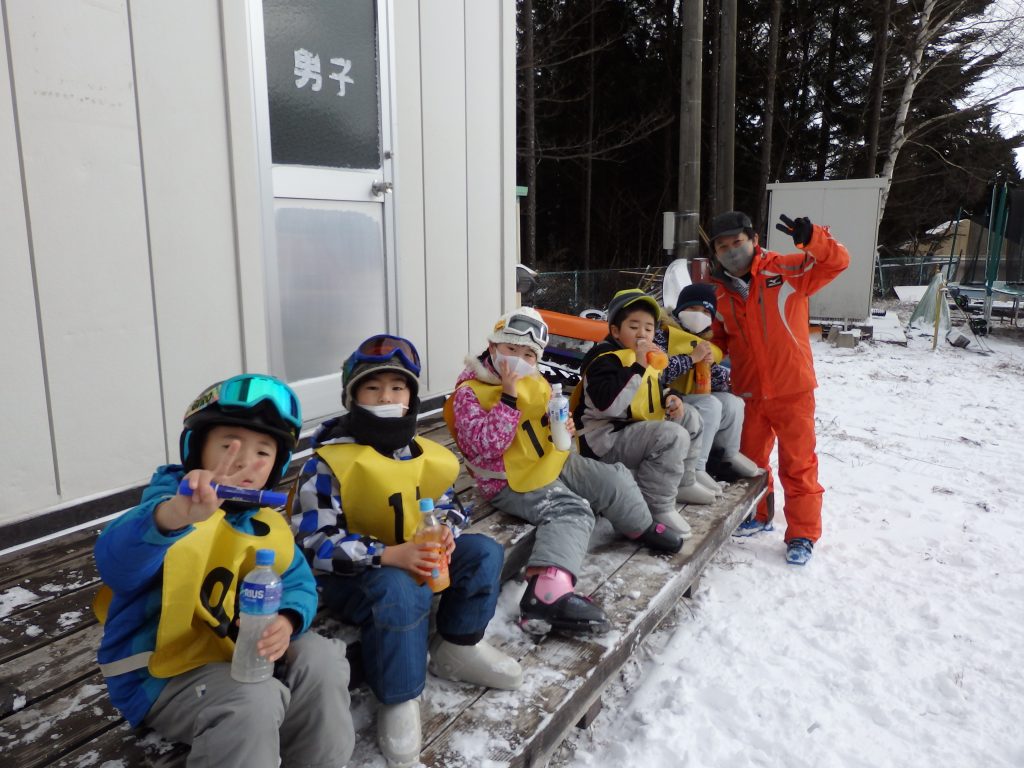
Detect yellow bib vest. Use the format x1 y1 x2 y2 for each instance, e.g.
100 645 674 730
664 325 723 395
445 376 567 493
94 506 294 678
595 348 666 421
316 438 459 545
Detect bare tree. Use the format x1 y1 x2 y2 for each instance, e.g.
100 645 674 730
879 0 1024 218
864 0 892 177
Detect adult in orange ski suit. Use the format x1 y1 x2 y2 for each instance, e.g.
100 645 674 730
709 211 849 544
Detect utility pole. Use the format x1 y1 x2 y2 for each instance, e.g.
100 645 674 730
717 0 736 211
673 0 703 263
523 0 537 267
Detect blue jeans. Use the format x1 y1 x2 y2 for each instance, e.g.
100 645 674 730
318 533 502 704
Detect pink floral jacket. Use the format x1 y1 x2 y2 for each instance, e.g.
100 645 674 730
450 354 521 500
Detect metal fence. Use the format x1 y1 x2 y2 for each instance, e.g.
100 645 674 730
874 256 961 298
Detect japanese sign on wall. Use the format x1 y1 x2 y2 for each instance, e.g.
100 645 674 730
263 0 381 169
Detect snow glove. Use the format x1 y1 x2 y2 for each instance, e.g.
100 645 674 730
776 214 813 248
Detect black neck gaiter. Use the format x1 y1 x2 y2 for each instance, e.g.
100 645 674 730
345 400 420 454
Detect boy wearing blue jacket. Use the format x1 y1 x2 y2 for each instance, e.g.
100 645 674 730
94 374 354 768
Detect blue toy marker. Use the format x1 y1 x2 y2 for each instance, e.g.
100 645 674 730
177 479 288 508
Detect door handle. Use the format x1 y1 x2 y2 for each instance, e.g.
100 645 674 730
372 180 393 196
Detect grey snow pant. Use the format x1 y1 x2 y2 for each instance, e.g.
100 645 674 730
597 419 695 518
145 632 354 768
490 452 652 579
681 392 743 471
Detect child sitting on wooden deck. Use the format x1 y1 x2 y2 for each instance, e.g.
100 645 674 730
291 335 521 768
94 374 354 768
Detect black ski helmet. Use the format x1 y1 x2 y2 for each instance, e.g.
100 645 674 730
179 374 302 488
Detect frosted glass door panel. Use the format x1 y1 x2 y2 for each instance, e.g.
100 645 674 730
272 202 386 382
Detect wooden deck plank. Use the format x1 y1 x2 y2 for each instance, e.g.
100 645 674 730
0 624 101 719
0 554 99 621
49 725 189 768
419 476 765 767
0 671 122 768
0 588 99 666
0 529 101 588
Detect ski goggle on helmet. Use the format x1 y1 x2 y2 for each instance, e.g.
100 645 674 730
183 374 302 433
180 374 302 487
493 312 549 349
343 334 422 378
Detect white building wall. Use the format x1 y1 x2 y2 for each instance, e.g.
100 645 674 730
0 9 55 516
391 0 516 395
130 0 250 462
2 0 166 524
1 0 516 528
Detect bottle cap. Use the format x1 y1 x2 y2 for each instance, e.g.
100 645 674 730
255 549 275 566
419 498 434 512
551 383 562 395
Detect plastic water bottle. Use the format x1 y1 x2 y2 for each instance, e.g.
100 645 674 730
231 549 282 683
547 383 571 452
414 498 450 592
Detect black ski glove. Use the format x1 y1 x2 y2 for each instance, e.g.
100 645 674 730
776 214 813 248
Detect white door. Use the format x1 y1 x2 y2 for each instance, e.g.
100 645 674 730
257 0 396 421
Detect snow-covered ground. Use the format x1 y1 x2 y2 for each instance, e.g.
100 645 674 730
555 311 1024 768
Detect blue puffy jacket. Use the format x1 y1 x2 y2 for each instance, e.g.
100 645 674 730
94 465 318 726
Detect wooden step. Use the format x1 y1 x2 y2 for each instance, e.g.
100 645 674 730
0 409 766 767
417 476 764 767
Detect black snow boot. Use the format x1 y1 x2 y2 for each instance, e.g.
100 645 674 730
638 520 684 554
518 576 611 636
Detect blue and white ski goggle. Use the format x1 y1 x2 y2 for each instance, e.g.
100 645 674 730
184 374 302 431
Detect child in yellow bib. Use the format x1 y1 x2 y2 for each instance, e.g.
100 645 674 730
93 375 353 767
449 308 683 638
657 283 762 492
576 289 716 538
290 335 521 768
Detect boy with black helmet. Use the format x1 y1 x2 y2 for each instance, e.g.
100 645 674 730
94 374 354 768
576 289 715 538
292 335 521 768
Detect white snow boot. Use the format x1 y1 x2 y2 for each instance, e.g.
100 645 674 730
378 699 421 768
676 478 717 505
653 509 693 538
721 452 763 478
695 469 724 496
428 637 523 690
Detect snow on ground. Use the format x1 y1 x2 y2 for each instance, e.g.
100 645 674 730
556 314 1024 768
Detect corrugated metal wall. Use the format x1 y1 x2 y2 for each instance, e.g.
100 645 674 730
0 0 516 527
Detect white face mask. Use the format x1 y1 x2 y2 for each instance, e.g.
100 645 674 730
677 310 712 334
492 350 538 378
718 240 755 277
360 403 408 419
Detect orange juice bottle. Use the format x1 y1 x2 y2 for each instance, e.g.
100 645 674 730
645 350 669 370
694 360 712 394
414 498 450 592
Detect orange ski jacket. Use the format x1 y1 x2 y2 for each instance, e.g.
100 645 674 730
710 224 849 401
